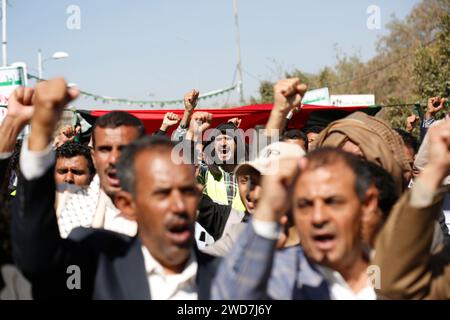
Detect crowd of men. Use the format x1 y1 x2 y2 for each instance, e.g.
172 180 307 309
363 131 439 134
0 76 449 300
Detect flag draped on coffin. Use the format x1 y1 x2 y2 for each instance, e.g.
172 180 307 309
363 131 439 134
77 104 381 135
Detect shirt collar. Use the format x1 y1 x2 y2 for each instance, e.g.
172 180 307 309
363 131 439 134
316 265 376 300
316 265 348 288
141 246 198 282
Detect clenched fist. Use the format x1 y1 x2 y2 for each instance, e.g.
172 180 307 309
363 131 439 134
274 78 308 114
186 112 213 142
29 78 79 151
32 78 79 129
184 89 200 112
162 112 181 127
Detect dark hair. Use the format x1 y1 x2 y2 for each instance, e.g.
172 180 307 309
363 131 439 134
394 128 418 154
117 135 176 195
364 161 398 219
282 129 308 150
56 142 95 176
305 126 325 135
92 111 145 146
304 147 372 201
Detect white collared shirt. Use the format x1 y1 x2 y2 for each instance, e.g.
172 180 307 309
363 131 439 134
141 246 198 300
317 266 376 300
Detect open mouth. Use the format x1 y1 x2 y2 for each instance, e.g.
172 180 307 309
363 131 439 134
246 201 255 210
166 221 192 246
106 170 120 187
312 233 336 251
219 147 232 161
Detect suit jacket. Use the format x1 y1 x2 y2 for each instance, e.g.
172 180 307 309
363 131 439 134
373 182 450 299
211 222 331 300
0 156 10 183
11 166 220 300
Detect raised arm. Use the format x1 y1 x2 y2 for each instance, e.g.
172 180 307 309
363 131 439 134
420 97 447 141
171 89 199 141
374 118 450 299
265 78 307 138
11 78 80 279
212 157 300 299
0 87 35 179
155 112 180 136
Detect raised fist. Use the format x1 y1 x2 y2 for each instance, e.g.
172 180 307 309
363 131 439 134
162 112 181 127
184 89 200 112
32 78 79 129
273 78 308 114
6 87 35 126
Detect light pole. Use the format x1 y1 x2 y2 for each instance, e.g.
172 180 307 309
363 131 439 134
37 49 69 80
2 0 8 66
233 0 244 104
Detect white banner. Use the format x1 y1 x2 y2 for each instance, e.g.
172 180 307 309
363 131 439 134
303 87 330 106
330 94 375 107
0 63 28 107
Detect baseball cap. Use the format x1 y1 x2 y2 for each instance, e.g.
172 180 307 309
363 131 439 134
234 141 305 176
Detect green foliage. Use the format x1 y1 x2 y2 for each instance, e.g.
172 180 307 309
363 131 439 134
414 14 450 99
284 69 312 85
318 67 337 88
255 0 450 130
259 80 274 104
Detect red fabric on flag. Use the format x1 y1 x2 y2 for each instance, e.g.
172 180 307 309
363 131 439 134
88 104 370 134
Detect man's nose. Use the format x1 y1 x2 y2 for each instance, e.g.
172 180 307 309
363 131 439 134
108 148 121 165
170 190 187 213
64 171 75 184
311 201 329 227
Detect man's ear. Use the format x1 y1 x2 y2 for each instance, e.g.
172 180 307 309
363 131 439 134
362 184 379 221
91 147 98 172
196 183 204 194
114 190 137 221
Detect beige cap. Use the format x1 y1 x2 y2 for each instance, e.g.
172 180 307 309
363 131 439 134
235 141 306 176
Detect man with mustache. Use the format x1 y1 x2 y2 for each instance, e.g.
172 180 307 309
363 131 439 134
212 147 379 299
197 121 247 212
12 78 219 299
203 141 305 257
57 110 145 238
54 142 95 187
197 78 307 213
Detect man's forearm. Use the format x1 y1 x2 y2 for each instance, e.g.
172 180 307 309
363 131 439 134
28 121 54 152
419 166 447 194
265 109 288 136
158 124 168 133
180 110 193 128
0 116 26 153
373 181 445 299
211 222 277 299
